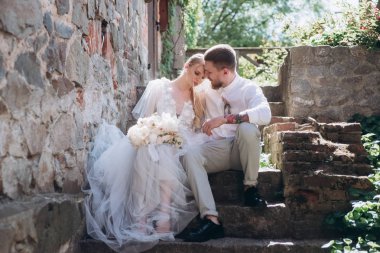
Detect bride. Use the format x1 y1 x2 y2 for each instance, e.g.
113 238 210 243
84 54 208 253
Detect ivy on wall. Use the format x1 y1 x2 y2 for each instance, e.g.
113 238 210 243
160 0 201 78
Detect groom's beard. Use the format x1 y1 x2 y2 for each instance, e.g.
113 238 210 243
211 80 223 90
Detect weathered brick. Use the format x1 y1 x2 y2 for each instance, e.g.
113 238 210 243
347 143 367 155
321 190 348 201
322 132 339 142
280 162 315 174
282 151 328 162
338 133 362 144
279 131 320 142
269 116 297 124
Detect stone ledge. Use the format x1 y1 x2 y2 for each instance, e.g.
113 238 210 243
80 237 330 253
0 193 84 253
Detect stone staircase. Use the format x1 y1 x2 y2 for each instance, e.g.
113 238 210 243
1 84 373 253
79 168 332 253
78 85 339 253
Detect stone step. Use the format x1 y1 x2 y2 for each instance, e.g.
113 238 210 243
217 203 290 238
269 102 285 116
209 168 283 204
80 238 330 253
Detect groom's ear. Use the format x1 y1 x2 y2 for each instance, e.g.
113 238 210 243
223 68 228 75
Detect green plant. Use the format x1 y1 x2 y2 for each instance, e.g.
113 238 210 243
160 0 202 78
238 44 288 85
324 114 380 253
284 1 380 49
259 153 274 169
350 114 380 138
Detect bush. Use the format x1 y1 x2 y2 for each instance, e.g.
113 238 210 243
284 2 380 49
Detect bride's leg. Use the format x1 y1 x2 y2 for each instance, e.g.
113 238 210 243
155 180 172 233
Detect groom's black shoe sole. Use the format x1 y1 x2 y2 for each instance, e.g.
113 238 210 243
183 219 225 242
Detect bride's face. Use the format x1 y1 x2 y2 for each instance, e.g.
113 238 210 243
187 64 205 87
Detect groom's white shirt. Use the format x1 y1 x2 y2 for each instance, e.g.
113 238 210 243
204 74 272 139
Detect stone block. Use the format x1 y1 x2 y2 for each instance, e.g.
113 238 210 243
43 12 53 35
1 157 32 199
302 173 373 191
313 46 331 57
290 79 312 96
338 133 362 144
307 66 331 78
54 20 73 39
280 161 315 174
331 62 351 77
1 72 32 111
0 53 5 81
320 123 361 133
82 238 331 253
0 99 7 115
49 113 78 153
65 39 90 86
0 194 84 253
269 102 285 116
15 53 44 88
20 115 47 156
0 0 43 39
261 85 282 102
290 46 312 65
265 122 297 135
269 116 297 124
282 151 328 162
218 204 291 238
324 163 372 176
52 77 74 97
291 213 343 239
72 1 89 34
209 169 282 203
56 0 70 15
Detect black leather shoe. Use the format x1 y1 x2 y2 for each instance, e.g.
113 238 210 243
183 218 224 242
244 186 267 209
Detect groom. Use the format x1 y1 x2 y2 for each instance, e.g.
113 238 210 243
182 44 272 242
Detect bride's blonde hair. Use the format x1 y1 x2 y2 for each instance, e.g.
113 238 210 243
185 53 205 129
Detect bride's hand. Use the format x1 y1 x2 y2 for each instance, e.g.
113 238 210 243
202 116 226 136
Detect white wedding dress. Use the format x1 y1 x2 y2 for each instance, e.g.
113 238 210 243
84 78 208 253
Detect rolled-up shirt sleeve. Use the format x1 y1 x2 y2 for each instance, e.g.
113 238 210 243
241 85 272 125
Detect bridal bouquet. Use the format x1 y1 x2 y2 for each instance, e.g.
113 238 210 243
127 113 183 148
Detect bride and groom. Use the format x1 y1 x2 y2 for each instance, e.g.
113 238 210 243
84 44 272 252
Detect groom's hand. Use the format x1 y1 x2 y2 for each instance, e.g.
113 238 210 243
202 116 226 136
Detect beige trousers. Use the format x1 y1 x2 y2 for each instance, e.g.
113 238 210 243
182 123 261 218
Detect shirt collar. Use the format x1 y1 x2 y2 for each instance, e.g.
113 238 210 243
222 73 240 93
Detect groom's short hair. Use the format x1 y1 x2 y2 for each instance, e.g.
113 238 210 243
204 44 236 71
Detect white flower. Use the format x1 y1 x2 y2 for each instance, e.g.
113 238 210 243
127 113 182 148
161 113 179 132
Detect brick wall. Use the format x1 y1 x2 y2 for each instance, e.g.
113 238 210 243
263 120 374 238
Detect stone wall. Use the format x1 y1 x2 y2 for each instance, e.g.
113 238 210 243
282 46 380 121
0 0 160 199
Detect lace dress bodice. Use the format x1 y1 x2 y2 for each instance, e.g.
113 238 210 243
133 78 195 131
156 81 195 131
